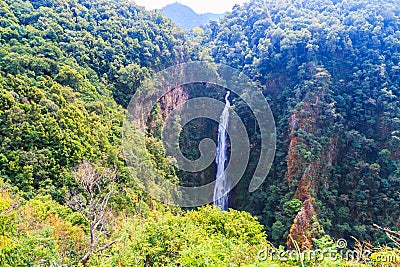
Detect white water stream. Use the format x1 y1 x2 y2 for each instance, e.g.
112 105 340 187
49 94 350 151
213 91 230 211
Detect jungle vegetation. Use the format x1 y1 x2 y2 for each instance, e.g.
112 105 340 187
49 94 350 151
0 0 399 266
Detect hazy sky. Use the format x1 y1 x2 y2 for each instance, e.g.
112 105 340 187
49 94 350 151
134 0 249 14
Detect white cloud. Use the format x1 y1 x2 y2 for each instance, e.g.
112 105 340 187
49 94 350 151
134 0 248 14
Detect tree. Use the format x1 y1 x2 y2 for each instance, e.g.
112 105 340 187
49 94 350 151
68 161 119 266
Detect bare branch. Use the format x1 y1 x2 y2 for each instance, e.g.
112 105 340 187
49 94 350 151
67 161 119 266
374 224 400 249
97 238 122 253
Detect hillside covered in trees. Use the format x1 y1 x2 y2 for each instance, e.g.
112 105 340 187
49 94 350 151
204 1 400 250
0 0 399 266
201 0 400 249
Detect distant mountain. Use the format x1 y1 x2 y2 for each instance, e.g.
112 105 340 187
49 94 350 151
159 2 223 30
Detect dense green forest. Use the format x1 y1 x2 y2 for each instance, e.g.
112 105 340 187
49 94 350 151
0 0 399 266
201 0 400 249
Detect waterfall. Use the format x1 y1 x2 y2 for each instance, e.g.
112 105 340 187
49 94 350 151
213 91 230 211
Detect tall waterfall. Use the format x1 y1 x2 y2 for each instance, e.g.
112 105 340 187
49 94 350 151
213 91 230 211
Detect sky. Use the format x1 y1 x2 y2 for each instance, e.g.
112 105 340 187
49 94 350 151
134 0 249 14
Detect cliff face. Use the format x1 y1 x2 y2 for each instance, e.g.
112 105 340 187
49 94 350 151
158 87 189 121
285 66 338 250
137 86 189 131
287 143 337 249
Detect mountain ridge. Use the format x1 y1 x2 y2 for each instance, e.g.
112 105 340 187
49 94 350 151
159 2 224 30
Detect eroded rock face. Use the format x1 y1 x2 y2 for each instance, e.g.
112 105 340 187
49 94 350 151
285 68 338 250
288 198 315 249
158 87 189 121
137 86 189 130
287 142 337 249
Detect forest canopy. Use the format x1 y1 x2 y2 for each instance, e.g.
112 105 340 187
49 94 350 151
201 0 400 249
0 0 399 266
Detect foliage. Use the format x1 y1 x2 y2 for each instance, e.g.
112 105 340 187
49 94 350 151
0 0 187 205
202 0 400 246
0 179 86 266
0 0 399 265
87 205 269 267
